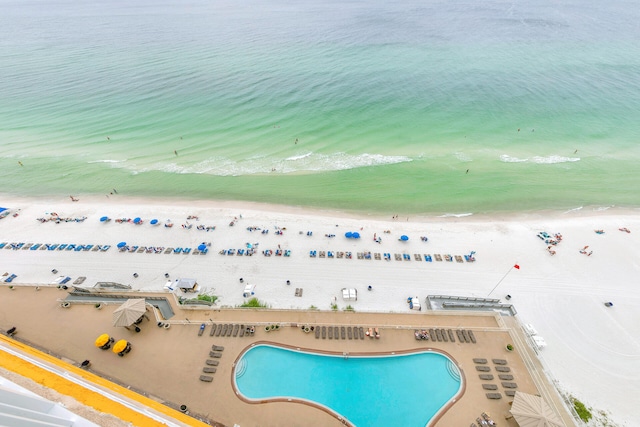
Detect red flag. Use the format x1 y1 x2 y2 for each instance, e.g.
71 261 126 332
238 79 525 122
514 264 520 270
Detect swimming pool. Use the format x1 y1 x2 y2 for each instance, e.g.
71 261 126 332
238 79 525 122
234 344 462 427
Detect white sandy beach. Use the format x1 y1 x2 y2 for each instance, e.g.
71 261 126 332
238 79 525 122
1 194 639 426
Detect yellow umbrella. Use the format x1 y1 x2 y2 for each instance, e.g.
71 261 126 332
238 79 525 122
112 339 128 354
95 334 110 348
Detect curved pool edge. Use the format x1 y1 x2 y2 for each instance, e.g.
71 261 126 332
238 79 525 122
230 341 466 427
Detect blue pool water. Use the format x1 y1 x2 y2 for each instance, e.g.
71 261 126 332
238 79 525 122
234 345 462 427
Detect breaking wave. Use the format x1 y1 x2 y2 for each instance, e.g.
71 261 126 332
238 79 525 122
500 155 580 164
136 152 413 176
87 159 127 164
437 213 474 218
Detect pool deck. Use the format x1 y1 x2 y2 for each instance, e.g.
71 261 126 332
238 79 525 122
0 285 574 427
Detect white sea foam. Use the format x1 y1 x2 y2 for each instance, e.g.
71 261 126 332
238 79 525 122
87 159 126 164
563 206 583 214
285 152 313 161
437 213 474 218
453 152 472 162
499 154 528 163
291 152 411 173
500 154 580 164
593 205 614 212
138 152 412 176
531 155 580 164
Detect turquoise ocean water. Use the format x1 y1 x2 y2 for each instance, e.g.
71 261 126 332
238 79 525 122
1 0 639 215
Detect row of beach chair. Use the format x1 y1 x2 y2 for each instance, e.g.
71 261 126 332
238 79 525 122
261 249 290 256
474 358 517 399
201 344 224 382
208 323 254 338
415 328 458 342
307 250 474 263
1 242 110 252
314 325 377 340
414 328 477 343
114 245 208 255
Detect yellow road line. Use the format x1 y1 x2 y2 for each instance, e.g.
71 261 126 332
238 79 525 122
0 335 209 427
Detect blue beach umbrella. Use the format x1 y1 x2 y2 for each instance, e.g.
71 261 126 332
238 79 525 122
345 232 353 239
198 244 207 251
100 216 109 222
150 219 158 225
117 242 127 248
133 217 141 224
352 232 361 239
400 235 409 241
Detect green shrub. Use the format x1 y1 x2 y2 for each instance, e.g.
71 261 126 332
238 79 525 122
571 397 592 422
240 297 268 308
331 303 338 311
197 294 218 304
344 305 355 312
